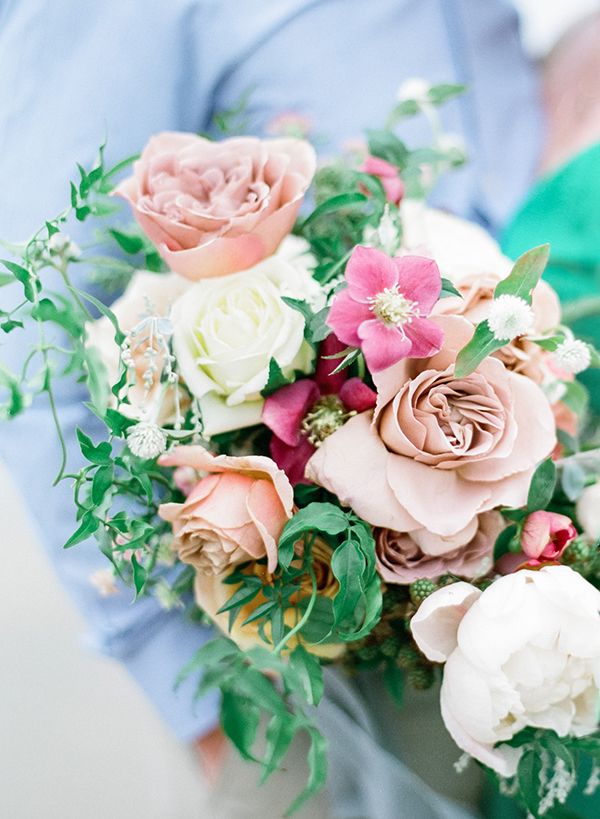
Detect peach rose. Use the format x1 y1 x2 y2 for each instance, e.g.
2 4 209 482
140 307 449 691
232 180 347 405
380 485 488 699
194 538 344 659
307 315 556 537
158 445 294 574
115 133 316 280
376 511 502 584
86 270 190 423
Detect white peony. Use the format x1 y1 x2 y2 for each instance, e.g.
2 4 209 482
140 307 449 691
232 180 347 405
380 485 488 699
411 567 600 776
577 481 600 542
172 248 317 437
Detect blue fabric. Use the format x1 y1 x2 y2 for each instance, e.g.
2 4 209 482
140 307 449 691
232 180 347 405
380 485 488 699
0 0 540 743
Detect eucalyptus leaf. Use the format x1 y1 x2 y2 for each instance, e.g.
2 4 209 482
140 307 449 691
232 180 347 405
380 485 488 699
527 459 557 512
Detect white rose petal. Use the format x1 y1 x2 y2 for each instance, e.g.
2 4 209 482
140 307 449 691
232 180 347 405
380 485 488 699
576 482 600 541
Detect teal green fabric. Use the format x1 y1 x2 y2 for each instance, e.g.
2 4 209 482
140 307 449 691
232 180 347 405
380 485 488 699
483 144 600 819
501 142 600 413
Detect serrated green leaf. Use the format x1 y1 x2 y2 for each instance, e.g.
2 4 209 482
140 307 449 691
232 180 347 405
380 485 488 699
278 503 349 569
288 645 324 706
285 727 328 816
221 690 260 762
527 459 557 512
494 244 550 304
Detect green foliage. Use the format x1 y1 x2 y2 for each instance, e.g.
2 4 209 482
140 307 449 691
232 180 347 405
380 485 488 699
527 459 557 512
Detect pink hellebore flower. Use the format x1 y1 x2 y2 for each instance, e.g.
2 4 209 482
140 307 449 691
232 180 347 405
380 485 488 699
521 511 577 565
327 246 444 373
359 156 405 205
262 335 377 484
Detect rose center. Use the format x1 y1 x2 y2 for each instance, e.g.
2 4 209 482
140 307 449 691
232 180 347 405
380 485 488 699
301 395 355 446
369 285 420 328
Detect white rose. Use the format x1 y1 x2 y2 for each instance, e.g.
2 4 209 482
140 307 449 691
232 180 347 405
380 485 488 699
172 254 316 437
577 481 600 541
86 270 190 423
411 567 600 776
400 202 512 283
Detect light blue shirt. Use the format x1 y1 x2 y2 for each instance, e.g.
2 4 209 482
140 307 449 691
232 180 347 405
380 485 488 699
0 0 540 743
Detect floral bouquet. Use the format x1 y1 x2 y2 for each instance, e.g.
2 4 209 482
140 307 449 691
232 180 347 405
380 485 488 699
2 84 600 817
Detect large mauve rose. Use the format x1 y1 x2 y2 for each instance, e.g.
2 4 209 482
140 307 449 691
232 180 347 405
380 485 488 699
158 445 294 574
306 315 556 537
411 567 600 776
375 511 502 584
115 133 316 280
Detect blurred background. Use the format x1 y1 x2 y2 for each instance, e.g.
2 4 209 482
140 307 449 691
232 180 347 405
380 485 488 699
1 1 599 817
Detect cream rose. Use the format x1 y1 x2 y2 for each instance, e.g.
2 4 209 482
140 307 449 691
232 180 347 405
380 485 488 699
115 132 316 280
172 251 316 437
411 567 600 775
307 315 556 537
86 270 190 423
194 537 344 659
576 481 600 542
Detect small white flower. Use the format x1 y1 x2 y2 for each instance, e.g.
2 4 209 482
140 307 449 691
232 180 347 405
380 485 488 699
89 568 118 597
397 78 431 104
487 294 534 340
127 421 167 460
363 204 402 255
554 338 591 374
48 232 81 260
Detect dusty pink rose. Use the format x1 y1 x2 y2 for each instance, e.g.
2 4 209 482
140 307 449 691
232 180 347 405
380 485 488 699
521 511 577 565
158 445 293 574
115 133 316 280
307 315 556 537
327 246 444 372
376 512 503 584
262 334 376 484
360 156 404 204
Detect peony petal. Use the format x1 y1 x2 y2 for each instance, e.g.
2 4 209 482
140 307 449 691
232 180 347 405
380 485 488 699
339 378 377 412
306 412 419 531
410 582 481 662
344 245 398 301
404 316 444 358
262 380 320 446
326 289 372 347
393 255 442 314
358 319 412 372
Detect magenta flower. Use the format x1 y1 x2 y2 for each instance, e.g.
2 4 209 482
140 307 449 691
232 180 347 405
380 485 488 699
327 246 444 372
262 335 377 484
360 156 404 205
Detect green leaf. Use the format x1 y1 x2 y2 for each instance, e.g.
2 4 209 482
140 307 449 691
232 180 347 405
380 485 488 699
76 428 113 465
79 289 125 345
220 690 260 761
288 646 324 706
260 357 293 397
517 748 542 818
285 727 328 816
216 583 261 615
109 228 145 255
493 524 518 562
31 297 84 336
494 244 550 304
298 596 335 644
233 668 286 716
261 714 297 783
0 272 16 287
91 463 114 505
561 460 586 501
64 512 99 548
544 732 575 775
174 638 239 688
0 363 24 418
427 83 466 105
84 346 110 413
131 553 147 599
383 662 404 707
308 307 330 343
573 735 600 760
278 503 349 569
366 129 409 169
561 380 589 416
302 192 368 230
331 538 366 630
240 600 277 626
104 408 136 437
527 459 557 512
1 319 24 333
440 278 462 299
1 259 38 302
454 321 504 378
389 99 420 119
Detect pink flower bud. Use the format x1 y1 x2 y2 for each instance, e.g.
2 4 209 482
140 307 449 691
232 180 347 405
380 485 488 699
521 511 577 565
359 155 405 205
